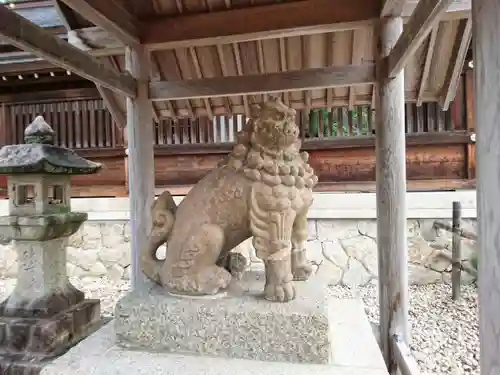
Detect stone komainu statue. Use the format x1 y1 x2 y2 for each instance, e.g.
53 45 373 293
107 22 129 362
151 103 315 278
141 97 318 302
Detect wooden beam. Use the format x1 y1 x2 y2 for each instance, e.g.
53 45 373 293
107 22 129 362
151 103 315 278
0 5 136 97
440 18 472 111
387 0 455 78
125 46 155 288
381 0 406 17
150 64 375 101
142 0 380 50
53 0 80 30
392 335 421 375
417 26 438 106
376 17 410 374
402 0 470 17
57 2 128 140
59 0 140 46
348 29 366 109
472 0 500 373
97 85 126 128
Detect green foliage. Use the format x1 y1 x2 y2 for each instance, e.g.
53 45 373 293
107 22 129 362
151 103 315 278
307 106 372 138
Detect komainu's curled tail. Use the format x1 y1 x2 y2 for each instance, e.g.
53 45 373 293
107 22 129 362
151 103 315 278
141 190 177 284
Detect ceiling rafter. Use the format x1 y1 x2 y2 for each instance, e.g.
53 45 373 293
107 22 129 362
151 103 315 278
440 17 472 111
54 0 129 133
417 25 439 106
387 0 455 78
381 0 406 17
58 0 140 46
142 0 380 50
0 4 136 97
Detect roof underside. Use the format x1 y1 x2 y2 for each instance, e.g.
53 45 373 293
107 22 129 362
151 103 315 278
0 0 472 119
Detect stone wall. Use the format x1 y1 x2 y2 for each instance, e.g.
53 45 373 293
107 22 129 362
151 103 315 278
0 218 478 286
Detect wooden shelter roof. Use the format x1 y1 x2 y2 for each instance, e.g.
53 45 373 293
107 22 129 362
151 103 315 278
0 0 472 120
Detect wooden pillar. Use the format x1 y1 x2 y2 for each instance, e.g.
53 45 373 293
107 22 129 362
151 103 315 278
472 0 500 374
125 46 155 289
375 17 409 373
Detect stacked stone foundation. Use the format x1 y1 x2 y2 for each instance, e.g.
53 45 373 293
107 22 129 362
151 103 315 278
0 218 478 287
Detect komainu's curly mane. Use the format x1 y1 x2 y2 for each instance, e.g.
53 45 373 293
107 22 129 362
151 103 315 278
222 97 318 189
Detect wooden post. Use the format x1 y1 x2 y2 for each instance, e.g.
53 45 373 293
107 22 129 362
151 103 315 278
375 17 409 374
125 45 155 289
472 0 500 373
451 201 462 300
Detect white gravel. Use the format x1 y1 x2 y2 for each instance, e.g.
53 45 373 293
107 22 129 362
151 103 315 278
329 282 479 375
0 278 479 374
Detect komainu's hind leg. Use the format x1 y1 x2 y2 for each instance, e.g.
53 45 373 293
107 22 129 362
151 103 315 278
291 211 313 281
164 224 232 295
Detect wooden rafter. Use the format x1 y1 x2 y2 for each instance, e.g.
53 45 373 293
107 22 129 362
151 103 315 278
348 29 366 109
0 5 136 97
401 0 471 17
97 85 126 128
381 0 406 17
440 17 472 111
53 0 80 30
142 0 379 50
326 33 334 109
59 0 140 46
278 38 289 106
55 1 128 133
417 26 439 106
150 64 375 101
302 36 311 119
215 44 234 113
150 54 177 121
189 47 214 120
387 0 455 78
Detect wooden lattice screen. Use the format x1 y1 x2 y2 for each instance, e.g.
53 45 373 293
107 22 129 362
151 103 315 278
1 100 463 148
5 99 123 149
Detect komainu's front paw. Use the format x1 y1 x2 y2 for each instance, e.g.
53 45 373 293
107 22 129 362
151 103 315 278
292 262 313 281
264 281 296 302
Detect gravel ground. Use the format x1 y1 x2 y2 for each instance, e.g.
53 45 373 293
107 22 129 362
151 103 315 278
329 283 479 375
0 278 479 374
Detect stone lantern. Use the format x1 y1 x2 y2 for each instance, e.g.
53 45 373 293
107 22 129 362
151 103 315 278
0 116 102 372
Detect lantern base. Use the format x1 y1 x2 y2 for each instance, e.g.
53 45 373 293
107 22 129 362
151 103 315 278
0 299 102 375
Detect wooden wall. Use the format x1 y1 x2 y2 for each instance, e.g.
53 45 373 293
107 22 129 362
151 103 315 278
0 72 475 197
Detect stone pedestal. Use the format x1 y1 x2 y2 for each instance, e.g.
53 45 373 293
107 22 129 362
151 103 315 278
0 217 102 374
115 271 331 364
40 295 388 375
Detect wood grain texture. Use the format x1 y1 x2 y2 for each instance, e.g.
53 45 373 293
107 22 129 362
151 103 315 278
451 200 462 300
125 45 155 289
0 5 136 97
153 144 466 186
376 17 410 374
472 0 500 373
381 0 407 17
387 0 455 78
417 26 438 106
149 64 376 101
440 17 472 111
142 0 379 50
392 335 421 375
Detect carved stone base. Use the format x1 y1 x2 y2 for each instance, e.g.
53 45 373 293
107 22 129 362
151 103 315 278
115 271 331 365
0 299 101 375
40 298 388 375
